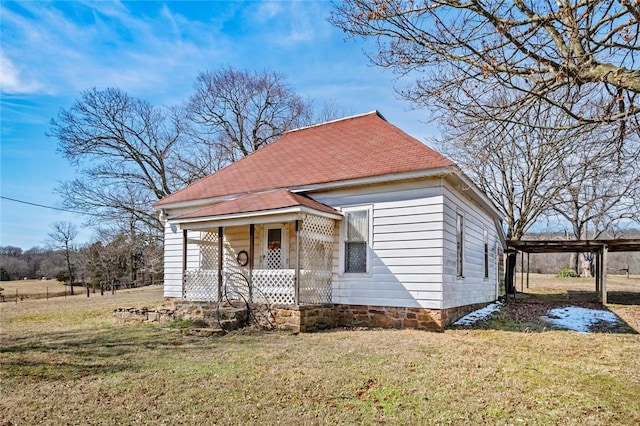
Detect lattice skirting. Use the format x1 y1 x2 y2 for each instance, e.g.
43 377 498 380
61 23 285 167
183 268 332 305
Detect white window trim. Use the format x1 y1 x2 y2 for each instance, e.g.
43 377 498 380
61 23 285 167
456 209 465 279
483 227 489 280
339 205 373 276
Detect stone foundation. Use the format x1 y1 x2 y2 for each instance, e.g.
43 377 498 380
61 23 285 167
267 304 337 333
334 305 442 331
115 299 247 331
132 298 493 333
170 300 248 330
263 302 491 332
113 307 176 324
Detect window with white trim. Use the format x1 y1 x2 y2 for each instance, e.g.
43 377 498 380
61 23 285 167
344 207 370 273
456 211 464 277
483 228 489 279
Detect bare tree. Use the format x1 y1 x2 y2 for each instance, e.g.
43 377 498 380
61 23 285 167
50 69 322 237
186 67 314 165
437 101 590 292
47 222 78 295
550 131 640 272
48 88 194 235
330 1 640 129
438 102 586 240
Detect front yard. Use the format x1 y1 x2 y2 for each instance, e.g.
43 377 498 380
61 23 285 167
1 282 639 425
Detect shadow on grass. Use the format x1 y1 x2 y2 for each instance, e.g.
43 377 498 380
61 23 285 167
451 292 639 334
0 326 168 356
603 291 640 305
1 358 136 381
0 324 222 381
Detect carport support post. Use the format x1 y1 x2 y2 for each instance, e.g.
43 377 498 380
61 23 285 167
218 227 223 302
526 252 530 289
504 249 517 299
601 245 608 304
520 251 524 292
595 250 600 298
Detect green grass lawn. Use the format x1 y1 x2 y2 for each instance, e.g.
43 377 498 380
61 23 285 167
1 285 639 425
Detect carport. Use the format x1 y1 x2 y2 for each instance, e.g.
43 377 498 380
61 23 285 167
507 239 640 304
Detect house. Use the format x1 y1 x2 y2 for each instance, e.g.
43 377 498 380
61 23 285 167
154 111 505 331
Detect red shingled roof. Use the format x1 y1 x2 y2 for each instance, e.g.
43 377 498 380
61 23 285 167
155 111 453 207
175 189 341 220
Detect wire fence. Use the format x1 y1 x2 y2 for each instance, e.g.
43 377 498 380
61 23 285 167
0 281 163 303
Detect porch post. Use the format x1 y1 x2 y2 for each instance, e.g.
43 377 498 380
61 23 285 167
294 219 300 305
249 224 254 303
218 227 223 302
182 229 187 298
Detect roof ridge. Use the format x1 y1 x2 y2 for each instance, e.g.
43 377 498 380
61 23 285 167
286 110 384 134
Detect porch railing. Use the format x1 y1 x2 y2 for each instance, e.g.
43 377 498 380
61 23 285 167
183 268 331 305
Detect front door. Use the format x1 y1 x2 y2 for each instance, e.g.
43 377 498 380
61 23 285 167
264 224 287 269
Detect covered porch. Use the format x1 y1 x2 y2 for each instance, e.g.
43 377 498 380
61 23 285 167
171 190 342 306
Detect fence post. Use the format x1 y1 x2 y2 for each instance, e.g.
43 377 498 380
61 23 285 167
15 288 18 304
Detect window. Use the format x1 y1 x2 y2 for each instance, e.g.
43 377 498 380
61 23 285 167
483 228 489 279
344 208 370 273
456 212 464 277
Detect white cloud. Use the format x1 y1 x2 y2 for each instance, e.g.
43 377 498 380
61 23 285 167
254 2 284 20
0 2 226 99
247 1 327 46
0 52 43 94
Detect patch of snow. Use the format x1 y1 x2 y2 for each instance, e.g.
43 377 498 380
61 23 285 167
453 302 502 326
540 306 620 333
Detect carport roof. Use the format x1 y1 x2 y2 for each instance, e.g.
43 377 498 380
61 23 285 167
508 239 640 253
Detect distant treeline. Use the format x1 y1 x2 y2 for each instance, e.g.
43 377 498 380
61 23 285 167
0 233 163 288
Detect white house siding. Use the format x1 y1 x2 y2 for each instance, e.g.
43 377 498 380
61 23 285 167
162 178 501 308
312 179 447 309
441 182 499 308
163 221 201 298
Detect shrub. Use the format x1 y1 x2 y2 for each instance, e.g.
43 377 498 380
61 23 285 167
0 267 11 281
557 268 578 278
168 319 193 329
55 269 71 283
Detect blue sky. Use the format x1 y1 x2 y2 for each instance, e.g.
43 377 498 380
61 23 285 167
0 0 439 250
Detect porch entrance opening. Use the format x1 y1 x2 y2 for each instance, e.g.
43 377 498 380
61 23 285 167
265 225 287 269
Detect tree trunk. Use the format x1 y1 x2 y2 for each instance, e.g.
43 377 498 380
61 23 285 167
505 251 517 295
